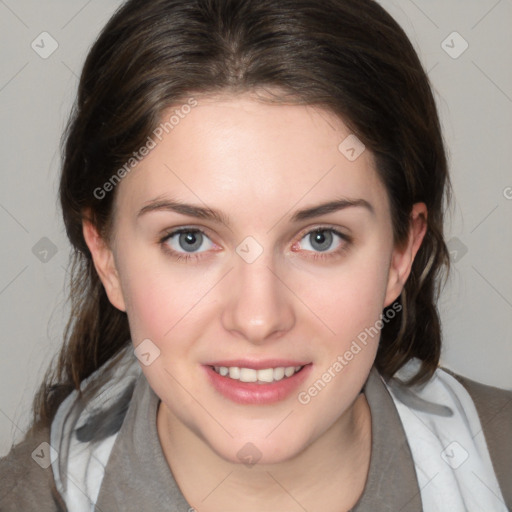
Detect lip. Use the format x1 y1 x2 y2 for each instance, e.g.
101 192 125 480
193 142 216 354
203 359 310 370
203 362 313 405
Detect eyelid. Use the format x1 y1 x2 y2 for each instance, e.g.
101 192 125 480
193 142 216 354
160 225 213 241
295 222 351 239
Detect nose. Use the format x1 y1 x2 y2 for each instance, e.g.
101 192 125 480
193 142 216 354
221 253 296 344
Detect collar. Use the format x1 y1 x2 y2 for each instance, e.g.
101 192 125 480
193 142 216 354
93 364 423 511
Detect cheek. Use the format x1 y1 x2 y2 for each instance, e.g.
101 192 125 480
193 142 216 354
295 251 390 345
117 250 216 345
294 252 389 418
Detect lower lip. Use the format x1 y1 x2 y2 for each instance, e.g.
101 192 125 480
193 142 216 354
204 364 312 405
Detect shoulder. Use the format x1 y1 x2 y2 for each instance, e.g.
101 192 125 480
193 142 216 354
0 426 66 511
440 365 512 429
440 366 512 506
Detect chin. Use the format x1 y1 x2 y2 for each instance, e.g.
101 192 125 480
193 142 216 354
206 430 313 467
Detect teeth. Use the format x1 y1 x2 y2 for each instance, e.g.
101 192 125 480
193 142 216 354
229 367 240 379
273 367 285 381
284 367 295 377
240 368 257 382
257 368 274 383
213 365 303 383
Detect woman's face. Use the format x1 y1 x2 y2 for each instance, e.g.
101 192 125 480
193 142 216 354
86 92 424 464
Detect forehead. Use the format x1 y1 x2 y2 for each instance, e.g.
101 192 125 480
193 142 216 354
114 93 389 220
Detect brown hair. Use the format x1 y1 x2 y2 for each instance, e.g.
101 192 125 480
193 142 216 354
31 0 452 432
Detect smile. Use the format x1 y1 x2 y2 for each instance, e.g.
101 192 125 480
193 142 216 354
204 363 312 404
211 365 304 384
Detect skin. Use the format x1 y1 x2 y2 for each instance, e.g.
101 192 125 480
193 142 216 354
83 91 427 511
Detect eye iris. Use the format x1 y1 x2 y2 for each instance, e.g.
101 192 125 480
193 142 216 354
310 230 333 252
179 231 202 252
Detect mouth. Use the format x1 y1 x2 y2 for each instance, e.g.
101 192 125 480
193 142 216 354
210 364 305 384
203 361 312 405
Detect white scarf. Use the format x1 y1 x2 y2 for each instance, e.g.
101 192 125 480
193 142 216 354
50 348 507 511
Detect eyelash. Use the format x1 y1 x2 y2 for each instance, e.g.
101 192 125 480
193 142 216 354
159 226 352 263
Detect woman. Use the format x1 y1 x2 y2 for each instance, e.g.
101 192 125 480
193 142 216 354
1 0 510 510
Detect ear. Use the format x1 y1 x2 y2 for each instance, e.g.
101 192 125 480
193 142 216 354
82 215 126 312
383 202 428 307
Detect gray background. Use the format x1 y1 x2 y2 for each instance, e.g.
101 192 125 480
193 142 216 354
0 0 511 456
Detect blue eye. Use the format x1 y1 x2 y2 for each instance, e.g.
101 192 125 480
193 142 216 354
161 228 214 259
160 226 351 263
298 228 348 254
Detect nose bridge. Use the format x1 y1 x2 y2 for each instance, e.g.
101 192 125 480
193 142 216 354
221 244 295 341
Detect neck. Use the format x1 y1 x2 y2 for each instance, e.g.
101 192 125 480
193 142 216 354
157 393 372 512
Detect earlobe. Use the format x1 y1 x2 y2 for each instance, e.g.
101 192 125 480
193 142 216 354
82 217 127 312
383 203 428 308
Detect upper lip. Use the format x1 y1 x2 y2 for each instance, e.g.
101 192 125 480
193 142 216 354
204 359 311 370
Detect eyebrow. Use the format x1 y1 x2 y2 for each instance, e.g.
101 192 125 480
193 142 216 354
137 196 375 225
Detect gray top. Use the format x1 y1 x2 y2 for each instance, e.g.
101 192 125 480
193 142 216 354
94 366 423 511
1 365 511 511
